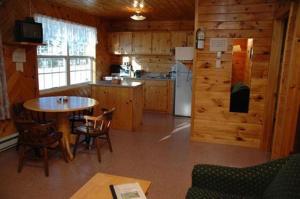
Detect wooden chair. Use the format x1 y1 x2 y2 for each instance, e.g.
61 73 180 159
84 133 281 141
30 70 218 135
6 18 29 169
69 108 94 133
72 108 115 163
15 120 67 177
12 103 56 150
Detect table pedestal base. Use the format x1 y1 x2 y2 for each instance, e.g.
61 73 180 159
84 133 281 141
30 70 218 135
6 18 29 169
56 113 74 161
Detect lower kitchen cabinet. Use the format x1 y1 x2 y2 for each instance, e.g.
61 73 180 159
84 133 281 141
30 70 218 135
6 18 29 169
144 80 174 113
125 79 174 114
91 83 144 131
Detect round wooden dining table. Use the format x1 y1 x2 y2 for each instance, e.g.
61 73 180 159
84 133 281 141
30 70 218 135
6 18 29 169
23 96 98 160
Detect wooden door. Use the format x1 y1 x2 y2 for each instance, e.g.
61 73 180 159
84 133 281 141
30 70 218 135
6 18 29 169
132 32 152 54
152 32 171 55
171 31 187 49
119 32 132 54
108 32 120 54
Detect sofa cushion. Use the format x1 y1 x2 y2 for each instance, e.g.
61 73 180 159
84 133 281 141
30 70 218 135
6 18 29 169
186 187 254 199
263 154 300 199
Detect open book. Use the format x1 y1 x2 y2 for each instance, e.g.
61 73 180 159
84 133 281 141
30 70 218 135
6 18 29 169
113 183 147 199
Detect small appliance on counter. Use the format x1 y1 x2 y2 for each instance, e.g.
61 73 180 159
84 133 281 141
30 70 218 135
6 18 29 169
134 70 143 78
110 64 131 77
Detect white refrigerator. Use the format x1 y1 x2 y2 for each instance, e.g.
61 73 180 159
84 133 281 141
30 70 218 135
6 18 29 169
174 62 192 117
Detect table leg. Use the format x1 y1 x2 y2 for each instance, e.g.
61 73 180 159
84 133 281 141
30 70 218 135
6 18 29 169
56 113 73 161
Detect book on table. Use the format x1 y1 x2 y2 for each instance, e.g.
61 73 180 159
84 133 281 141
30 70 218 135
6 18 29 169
111 182 147 199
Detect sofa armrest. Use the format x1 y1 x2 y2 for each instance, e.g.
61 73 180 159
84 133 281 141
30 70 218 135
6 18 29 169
192 158 288 196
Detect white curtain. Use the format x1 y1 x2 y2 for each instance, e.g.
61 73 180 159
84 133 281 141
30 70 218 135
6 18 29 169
35 14 97 57
0 33 10 120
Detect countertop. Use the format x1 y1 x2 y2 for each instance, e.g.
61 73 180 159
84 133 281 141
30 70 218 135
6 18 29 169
90 80 143 88
123 77 174 81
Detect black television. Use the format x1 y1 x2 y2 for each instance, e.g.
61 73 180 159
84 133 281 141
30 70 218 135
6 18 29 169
15 18 43 43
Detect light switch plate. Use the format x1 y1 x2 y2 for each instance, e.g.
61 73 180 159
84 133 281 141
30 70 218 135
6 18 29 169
16 62 24 72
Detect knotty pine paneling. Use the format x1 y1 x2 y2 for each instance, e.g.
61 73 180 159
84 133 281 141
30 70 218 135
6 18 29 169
191 0 276 148
108 20 194 32
0 0 110 138
45 0 195 21
0 45 38 138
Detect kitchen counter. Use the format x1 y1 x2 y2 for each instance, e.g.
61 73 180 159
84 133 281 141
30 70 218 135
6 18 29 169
91 81 143 131
90 80 143 88
123 77 174 81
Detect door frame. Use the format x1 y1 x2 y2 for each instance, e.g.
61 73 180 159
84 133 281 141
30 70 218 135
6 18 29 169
261 6 290 151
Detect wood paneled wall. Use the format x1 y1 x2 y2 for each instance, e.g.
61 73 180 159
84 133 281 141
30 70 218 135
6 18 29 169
191 0 276 148
109 20 194 74
271 1 300 158
108 20 194 32
0 0 110 138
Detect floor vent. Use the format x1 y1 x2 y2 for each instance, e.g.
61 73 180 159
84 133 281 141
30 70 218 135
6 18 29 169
0 133 18 152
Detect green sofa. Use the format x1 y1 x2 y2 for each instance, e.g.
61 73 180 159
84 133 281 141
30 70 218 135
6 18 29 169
186 154 300 199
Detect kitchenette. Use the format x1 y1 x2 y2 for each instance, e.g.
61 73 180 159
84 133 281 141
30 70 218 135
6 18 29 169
95 27 194 132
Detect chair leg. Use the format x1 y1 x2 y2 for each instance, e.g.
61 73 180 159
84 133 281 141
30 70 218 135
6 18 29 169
18 145 25 173
43 147 49 177
59 140 68 163
106 133 113 152
71 121 74 134
85 135 91 150
73 134 81 157
16 138 20 151
95 138 101 163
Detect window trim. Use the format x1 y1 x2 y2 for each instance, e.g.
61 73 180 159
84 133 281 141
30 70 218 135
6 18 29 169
37 55 95 92
39 82 92 95
35 14 97 92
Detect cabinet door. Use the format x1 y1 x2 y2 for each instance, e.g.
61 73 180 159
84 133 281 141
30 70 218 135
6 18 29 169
119 32 132 54
132 32 152 54
171 31 187 49
151 32 171 55
144 80 168 112
108 32 120 54
187 31 194 47
106 87 133 131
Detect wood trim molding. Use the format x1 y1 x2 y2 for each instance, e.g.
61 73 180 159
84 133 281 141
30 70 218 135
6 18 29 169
271 1 300 159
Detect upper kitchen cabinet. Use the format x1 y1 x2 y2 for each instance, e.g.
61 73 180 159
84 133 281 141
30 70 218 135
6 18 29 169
119 32 132 54
108 32 120 54
171 31 188 49
132 32 152 54
151 32 171 55
108 32 132 54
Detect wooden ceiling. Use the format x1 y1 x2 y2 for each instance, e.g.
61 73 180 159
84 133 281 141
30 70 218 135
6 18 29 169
46 0 195 21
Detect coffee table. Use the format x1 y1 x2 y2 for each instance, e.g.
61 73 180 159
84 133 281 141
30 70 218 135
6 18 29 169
70 173 151 199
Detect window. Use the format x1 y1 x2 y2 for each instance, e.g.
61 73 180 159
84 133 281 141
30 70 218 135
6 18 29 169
35 15 97 90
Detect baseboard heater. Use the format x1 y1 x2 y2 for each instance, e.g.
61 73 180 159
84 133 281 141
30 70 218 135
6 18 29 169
0 133 18 152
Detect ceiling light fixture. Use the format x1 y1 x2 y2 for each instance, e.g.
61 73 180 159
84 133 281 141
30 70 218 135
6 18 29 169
130 14 146 21
130 0 146 21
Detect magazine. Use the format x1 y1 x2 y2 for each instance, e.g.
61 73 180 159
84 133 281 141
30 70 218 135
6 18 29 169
113 183 147 199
